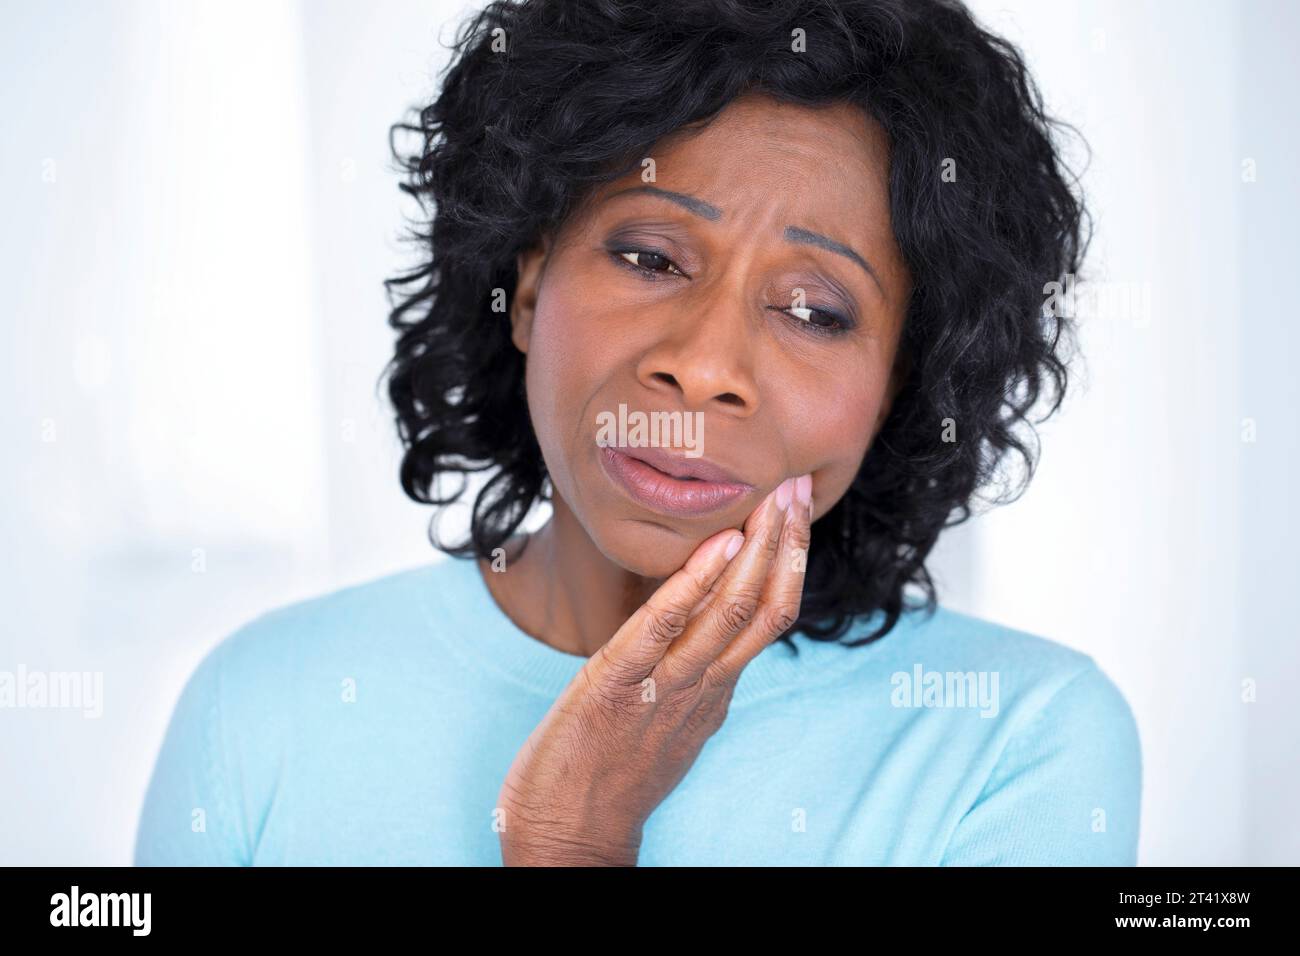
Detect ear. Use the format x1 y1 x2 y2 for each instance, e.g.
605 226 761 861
509 233 552 355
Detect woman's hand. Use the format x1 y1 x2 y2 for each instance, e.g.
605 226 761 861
496 472 814 866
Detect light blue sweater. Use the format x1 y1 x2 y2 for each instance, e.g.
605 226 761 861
134 555 1141 865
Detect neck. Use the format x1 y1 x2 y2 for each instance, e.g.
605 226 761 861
478 494 665 658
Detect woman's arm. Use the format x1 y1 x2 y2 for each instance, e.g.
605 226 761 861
134 641 249 866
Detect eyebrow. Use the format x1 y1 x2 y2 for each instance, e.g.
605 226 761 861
604 184 886 299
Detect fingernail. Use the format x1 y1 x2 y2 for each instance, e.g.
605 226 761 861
795 474 812 507
724 532 744 561
775 477 794 512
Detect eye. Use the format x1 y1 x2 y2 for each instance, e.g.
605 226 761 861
611 248 686 278
608 245 852 337
779 304 852 336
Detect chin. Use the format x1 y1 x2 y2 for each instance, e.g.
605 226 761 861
592 514 722 579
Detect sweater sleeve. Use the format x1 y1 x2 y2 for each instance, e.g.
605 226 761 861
939 661 1142 866
133 639 250 866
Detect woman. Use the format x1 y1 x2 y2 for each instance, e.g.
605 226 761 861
135 0 1141 866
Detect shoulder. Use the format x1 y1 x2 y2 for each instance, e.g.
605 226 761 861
205 559 453 687
137 561 457 868
878 603 1139 730
877 605 1143 864
135 560 456 864
163 559 457 770
891 602 1096 673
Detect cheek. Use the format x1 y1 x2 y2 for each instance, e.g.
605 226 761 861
523 295 578 454
522 282 619 476
790 356 883 449
783 357 890 501
527 279 613 388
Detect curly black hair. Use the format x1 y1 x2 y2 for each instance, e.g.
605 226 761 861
382 0 1089 650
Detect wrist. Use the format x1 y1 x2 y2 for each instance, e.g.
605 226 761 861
501 835 639 867
498 802 642 866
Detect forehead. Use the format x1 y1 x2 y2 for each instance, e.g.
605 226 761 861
589 94 891 225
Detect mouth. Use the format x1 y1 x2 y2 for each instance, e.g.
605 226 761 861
598 445 754 518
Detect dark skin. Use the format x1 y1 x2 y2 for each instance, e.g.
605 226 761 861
479 92 913 865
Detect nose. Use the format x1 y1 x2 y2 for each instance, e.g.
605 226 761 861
634 293 760 415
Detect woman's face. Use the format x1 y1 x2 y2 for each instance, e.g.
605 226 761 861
510 93 912 577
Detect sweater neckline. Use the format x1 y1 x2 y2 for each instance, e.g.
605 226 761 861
417 554 893 706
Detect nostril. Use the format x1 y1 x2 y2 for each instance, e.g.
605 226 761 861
646 370 747 409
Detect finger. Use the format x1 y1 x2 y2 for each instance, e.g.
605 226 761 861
659 476 794 681
714 473 813 679
602 526 745 674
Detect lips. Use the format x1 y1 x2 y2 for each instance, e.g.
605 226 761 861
616 445 747 484
598 445 754 517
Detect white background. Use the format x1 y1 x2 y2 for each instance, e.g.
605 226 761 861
1 0 1296 865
